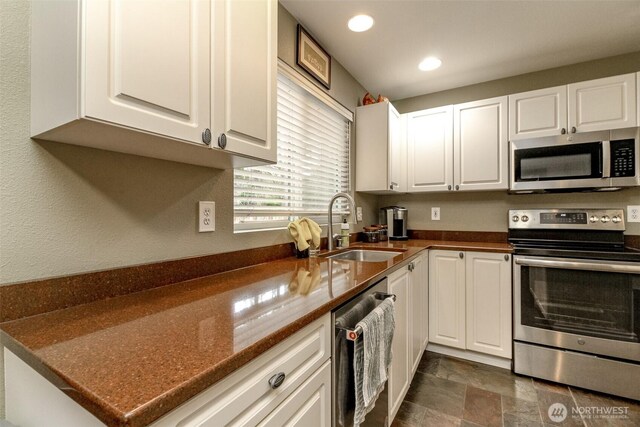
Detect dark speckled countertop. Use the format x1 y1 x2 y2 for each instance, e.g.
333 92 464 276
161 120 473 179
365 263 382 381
0 240 511 427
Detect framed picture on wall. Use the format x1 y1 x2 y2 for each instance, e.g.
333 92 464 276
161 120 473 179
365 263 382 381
296 25 331 89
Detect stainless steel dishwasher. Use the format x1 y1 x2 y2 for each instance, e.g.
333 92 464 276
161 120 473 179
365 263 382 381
332 278 393 427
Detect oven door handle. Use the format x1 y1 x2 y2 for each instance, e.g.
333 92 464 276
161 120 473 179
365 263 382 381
515 257 640 274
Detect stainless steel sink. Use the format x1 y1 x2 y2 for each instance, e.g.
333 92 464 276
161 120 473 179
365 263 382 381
325 249 404 262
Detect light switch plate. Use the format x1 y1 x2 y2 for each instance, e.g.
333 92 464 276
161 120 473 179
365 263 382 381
431 207 440 221
356 206 363 222
199 201 215 232
628 205 640 223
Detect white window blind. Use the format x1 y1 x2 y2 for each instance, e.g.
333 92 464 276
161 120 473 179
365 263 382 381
234 72 351 231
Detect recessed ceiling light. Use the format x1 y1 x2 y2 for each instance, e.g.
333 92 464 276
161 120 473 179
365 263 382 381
418 57 442 71
348 15 374 32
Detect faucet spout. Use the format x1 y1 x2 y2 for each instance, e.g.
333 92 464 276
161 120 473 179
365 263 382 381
327 192 357 251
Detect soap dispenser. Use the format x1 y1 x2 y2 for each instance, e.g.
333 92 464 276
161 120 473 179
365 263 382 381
341 217 350 248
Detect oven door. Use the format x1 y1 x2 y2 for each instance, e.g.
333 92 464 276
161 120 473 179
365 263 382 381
510 138 610 191
514 255 640 362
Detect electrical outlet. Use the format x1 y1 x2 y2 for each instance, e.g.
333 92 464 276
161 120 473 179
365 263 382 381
431 207 440 221
356 206 363 222
199 201 215 232
628 205 640 223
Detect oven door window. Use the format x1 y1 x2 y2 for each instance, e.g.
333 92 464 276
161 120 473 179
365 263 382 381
520 264 639 342
514 142 603 182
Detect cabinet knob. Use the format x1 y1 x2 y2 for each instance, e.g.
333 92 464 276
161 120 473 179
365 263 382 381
504 254 510 261
459 252 464 259
455 185 460 191
202 128 212 145
448 185 452 190
218 133 227 149
571 126 577 134
268 372 286 389
561 127 567 135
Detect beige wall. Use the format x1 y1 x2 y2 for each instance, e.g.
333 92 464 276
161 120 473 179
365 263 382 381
393 51 640 113
0 2 371 417
0 3 371 286
381 52 640 236
379 189 640 235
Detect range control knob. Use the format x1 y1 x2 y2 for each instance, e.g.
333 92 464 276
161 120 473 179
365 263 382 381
589 215 599 223
521 215 529 222
612 215 622 224
512 215 519 222
601 215 611 223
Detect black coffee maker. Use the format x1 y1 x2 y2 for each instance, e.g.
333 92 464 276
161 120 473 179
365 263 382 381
379 206 408 240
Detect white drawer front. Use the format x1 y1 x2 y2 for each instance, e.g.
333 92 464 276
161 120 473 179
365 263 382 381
152 314 331 427
257 361 331 427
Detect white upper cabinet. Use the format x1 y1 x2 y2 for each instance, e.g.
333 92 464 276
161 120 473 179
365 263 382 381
509 73 637 141
509 86 568 140
454 96 509 191
211 0 277 163
356 102 406 193
31 0 277 169
83 0 210 145
569 73 637 133
407 106 454 192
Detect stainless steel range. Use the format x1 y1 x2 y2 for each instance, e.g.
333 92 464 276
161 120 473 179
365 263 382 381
509 208 640 400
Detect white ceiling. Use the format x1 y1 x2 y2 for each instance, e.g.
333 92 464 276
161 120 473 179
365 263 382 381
280 0 640 100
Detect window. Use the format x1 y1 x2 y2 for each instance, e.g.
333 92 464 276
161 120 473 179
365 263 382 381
234 67 352 231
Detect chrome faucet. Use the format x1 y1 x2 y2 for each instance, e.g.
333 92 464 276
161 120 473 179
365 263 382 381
327 192 357 251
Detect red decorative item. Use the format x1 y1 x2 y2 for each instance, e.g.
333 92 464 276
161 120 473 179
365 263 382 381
377 94 388 103
362 92 376 105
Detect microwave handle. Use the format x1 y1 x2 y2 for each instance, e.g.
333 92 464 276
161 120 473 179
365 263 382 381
515 257 640 274
601 140 611 178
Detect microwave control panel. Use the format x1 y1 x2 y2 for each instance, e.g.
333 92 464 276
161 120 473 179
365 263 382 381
611 139 635 177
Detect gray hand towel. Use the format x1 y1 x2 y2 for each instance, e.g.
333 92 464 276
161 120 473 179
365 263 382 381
353 297 395 427
335 295 377 427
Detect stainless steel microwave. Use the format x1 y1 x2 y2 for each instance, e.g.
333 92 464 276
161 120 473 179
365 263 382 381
510 128 639 192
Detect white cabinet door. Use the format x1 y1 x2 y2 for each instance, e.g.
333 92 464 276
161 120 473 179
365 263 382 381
418 253 429 350
258 362 331 427
454 96 508 191
407 106 454 192
428 250 466 349
389 104 405 192
84 0 210 145
409 253 429 375
509 86 568 140
388 266 411 422
355 102 404 193
568 73 637 133
465 252 512 359
212 0 277 162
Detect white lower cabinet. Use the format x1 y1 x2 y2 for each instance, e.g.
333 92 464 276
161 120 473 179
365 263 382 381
387 265 411 422
410 252 429 375
429 250 512 359
388 252 429 423
5 315 331 427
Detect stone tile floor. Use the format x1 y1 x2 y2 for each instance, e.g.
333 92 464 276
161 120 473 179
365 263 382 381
392 351 640 427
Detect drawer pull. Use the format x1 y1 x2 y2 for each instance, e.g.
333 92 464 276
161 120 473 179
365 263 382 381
268 372 286 389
